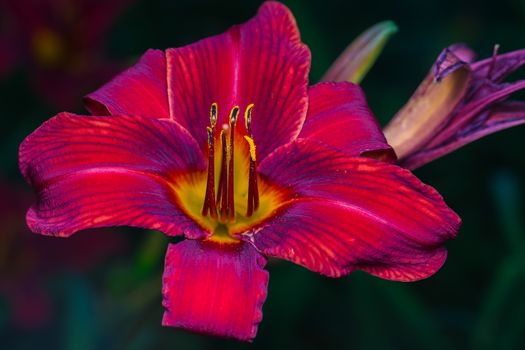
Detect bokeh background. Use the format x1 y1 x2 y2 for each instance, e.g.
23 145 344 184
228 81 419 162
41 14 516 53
1 0 525 349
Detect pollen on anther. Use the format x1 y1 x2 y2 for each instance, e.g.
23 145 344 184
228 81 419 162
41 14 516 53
244 136 257 161
206 127 213 143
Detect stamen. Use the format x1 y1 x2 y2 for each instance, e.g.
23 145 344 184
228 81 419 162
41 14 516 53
201 127 217 218
244 136 259 217
227 106 240 221
217 129 228 221
243 104 259 217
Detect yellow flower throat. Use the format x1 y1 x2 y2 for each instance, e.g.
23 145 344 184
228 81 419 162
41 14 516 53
173 103 285 243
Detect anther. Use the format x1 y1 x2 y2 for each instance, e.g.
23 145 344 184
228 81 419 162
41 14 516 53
230 106 240 126
210 102 218 127
244 103 254 133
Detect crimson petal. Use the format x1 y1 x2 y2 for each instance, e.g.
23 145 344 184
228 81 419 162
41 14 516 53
300 82 395 161
84 49 170 118
254 140 460 281
19 113 206 238
166 1 310 157
162 240 268 341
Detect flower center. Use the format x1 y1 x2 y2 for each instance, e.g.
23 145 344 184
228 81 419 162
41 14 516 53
201 103 260 222
172 103 287 242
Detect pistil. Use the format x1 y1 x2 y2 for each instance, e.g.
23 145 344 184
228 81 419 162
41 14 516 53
217 130 228 220
227 107 240 221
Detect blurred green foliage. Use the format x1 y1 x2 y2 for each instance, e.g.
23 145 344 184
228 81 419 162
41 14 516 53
1 0 525 349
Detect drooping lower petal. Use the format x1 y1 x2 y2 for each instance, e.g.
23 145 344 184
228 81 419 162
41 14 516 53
84 49 170 118
162 240 268 341
166 1 310 157
300 82 395 161
19 113 206 238
253 140 460 281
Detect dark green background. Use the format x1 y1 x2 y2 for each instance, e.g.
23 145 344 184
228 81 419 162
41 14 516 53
1 0 525 349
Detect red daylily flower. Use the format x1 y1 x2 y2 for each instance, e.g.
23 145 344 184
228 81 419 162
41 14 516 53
2 0 131 108
384 44 525 170
20 2 460 341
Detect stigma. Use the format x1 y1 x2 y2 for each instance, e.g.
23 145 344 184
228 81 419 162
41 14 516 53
202 103 260 223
